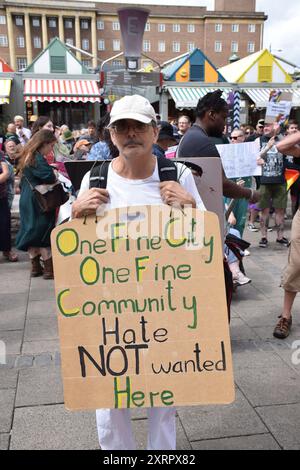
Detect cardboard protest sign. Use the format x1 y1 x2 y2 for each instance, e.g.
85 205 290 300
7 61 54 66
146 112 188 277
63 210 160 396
217 141 262 179
265 90 292 126
51 205 234 410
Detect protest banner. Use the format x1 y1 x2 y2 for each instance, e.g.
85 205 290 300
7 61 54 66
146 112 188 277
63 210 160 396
217 141 262 179
51 205 234 410
265 90 292 126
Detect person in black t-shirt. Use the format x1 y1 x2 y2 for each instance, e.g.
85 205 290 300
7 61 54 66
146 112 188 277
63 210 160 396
177 90 260 204
257 123 289 248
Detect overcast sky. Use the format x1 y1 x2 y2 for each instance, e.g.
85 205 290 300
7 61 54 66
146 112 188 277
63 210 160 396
92 0 300 66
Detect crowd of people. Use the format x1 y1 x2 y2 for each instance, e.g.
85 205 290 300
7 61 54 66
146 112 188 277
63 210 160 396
0 92 300 449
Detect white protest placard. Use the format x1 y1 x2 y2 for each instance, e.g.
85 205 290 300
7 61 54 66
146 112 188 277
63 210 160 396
216 141 262 179
265 90 293 126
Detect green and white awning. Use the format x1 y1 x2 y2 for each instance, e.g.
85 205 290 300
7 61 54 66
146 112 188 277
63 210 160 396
242 88 300 107
166 86 231 109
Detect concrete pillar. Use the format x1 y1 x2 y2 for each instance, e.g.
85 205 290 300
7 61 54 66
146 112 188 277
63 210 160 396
6 11 16 71
75 15 81 61
159 91 169 121
42 14 48 49
58 15 64 42
91 14 97 69
24 12 33 66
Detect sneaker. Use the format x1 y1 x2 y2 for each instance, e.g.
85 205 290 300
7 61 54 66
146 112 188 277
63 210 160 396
259 238 268 248
267 227 273 232
233 271 252 286
243 249 251 257
276 237 289 247
273 316 292 339
247 224 259 232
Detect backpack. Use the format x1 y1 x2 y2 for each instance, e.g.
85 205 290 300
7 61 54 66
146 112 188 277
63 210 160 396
89 157 178 189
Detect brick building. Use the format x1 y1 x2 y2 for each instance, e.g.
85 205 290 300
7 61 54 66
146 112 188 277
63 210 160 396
0 0 266 72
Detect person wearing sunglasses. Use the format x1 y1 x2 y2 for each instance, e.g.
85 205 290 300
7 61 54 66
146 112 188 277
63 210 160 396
230 130 245 143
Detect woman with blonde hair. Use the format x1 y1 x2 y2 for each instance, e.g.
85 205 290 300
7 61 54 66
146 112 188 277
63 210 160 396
16 129 57 279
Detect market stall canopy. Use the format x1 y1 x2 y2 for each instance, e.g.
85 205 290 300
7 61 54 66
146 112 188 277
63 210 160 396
162 48 225 83
23 79 101 103
165 85 231 110
0 78 12 104
241 86 300 107
0 57 14 73
218 50 293 84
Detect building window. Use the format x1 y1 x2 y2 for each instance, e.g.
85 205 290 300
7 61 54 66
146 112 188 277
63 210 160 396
50 56 66 73
16 37 25 48
215 24 222 32
248 42 255 53
113 40 120 51
259 66 272 82
187 24 195 33
158 41 165 53
81 20 89 30
33 37 41 49
97 20 104 30
17 57 27 71
32 17 40 27
143 40 151 52
98 39 105 51
0 35 8 47
65 19 73 29
187 42 195 52
82 39 89 50
215 41 222 52
232 24 239 33
248 24 256 33
112 22 120 31
15 16 23 26
173 42 180 53
66 38 74 46
49 18 57 28
82 59 91 68
231 42 239 53
173 24 180 33
158 24 165 32
145 22 150 32
0 16 6 25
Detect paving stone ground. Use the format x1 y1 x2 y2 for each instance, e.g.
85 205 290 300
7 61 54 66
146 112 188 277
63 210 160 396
1 217 300 450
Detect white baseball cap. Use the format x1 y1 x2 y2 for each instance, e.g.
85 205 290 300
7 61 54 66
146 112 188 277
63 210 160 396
108 95 157 127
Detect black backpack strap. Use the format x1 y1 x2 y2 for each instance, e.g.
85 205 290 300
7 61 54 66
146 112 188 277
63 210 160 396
89 160 111 189
157 156 178 182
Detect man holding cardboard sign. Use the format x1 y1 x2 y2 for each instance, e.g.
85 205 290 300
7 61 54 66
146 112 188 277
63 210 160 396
52 95 234 451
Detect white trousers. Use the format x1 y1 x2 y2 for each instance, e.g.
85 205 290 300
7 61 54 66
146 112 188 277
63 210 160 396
96 407 176 450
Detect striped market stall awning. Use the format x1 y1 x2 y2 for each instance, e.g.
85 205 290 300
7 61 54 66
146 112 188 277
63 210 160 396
0 78 12 104
166 86 231 109
242 88 300 107
24 79 101 103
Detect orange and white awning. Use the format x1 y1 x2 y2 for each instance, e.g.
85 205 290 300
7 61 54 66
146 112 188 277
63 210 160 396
24 79 101 103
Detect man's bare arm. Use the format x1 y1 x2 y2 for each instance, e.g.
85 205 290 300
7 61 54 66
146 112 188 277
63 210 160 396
276 131 300 158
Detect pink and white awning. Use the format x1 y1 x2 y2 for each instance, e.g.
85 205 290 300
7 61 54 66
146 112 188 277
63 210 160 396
24 79 101 103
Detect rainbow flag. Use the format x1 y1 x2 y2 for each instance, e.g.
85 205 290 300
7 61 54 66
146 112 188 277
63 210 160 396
285 169 300 192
